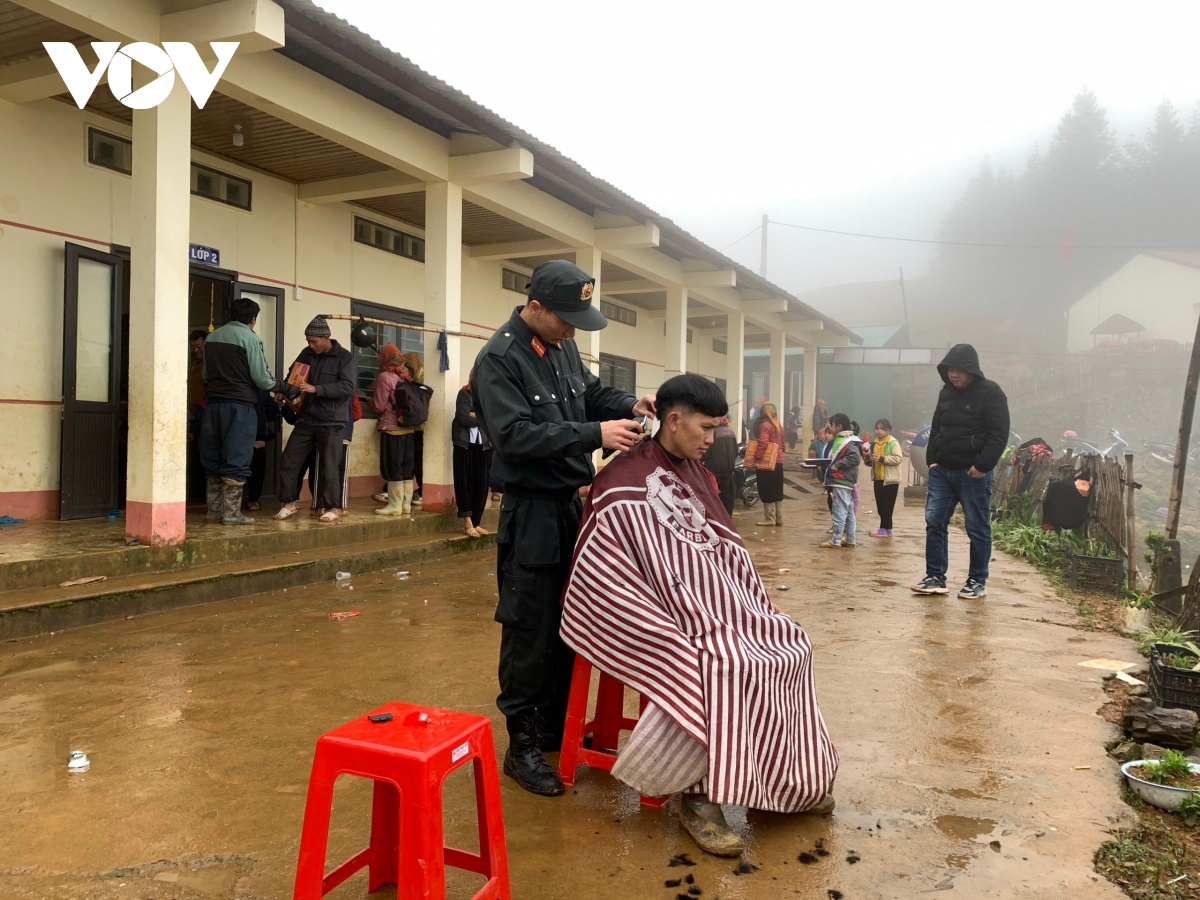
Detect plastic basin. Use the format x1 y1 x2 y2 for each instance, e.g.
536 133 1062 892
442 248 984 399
1121 759 1200 811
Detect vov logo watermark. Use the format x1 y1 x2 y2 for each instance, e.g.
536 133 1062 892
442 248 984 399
43 41 238 110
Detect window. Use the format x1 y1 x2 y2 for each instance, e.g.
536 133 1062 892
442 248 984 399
191 162 251 210
351 299 424 415
502 268 529 294
598 353 636 394
354 216 425 262
88 128 132 174
600 299 637 327
713 338 728 354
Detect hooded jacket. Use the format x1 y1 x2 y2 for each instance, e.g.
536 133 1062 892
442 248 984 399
926 344 1010 473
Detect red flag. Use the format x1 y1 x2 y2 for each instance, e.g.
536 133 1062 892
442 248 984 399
1058 226 1075 264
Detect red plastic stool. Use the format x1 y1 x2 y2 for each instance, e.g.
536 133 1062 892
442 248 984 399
557 655 668 808
293 702 510 900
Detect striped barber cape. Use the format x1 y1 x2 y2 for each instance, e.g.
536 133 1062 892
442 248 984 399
560 438 838 812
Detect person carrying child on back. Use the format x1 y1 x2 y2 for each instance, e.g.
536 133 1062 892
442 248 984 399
820 413 860 549
867 418 903 537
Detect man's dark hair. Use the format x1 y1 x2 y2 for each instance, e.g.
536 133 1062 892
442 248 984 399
829 413 852 432
189 329 208 343
656 373 728 420
876 418 892 431
229 297 260 324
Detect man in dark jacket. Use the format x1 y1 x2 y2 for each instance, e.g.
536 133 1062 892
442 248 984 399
702 417 738 515
274 316 357 523
912 344 1010 599
201 297 299 524
473 259 654 798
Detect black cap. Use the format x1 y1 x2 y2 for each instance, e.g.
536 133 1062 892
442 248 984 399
528 259 607 331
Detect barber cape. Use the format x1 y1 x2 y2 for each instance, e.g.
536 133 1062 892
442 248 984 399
560 438 838 811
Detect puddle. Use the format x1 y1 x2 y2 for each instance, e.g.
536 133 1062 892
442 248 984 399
936 815 998 841
931 787 997 801
945 852 971 868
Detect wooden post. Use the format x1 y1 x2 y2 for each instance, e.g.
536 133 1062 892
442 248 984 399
1126 451 1137 593
1166 314 1200 540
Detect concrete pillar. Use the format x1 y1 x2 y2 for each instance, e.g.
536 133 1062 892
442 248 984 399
725 310 745 434
665 284 687 379
801 342 819 449
574 247 601 374
421 181 463 512
125 80 191 546
769 329 786 412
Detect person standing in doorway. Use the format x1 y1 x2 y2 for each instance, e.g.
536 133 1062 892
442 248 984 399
371 344 417 516
404 351 426 508
244 389 280 511
702 415 738 516
812 398 828 436
473 259 655 798
453 370 491 537
201 297 299 524
274 316 357 524
752 402 786 527
912 344 1010 599
867 418 903 537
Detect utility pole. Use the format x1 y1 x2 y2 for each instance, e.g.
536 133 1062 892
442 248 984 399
760 213 769 278
1167 312 1200 540
899 267 911 335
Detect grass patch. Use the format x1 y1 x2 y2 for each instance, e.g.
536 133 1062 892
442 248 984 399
1095 820 1196 899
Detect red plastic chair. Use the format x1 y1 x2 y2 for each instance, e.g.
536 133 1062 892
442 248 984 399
557 655 668 808
293 702 510 900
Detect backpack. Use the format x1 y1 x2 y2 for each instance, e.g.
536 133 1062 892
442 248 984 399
393 377 434 427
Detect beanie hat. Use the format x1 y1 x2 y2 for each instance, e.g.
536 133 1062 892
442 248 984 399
305 315 331 338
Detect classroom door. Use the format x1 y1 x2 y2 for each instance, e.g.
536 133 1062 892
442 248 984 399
234 282 285 499
60 243 124 519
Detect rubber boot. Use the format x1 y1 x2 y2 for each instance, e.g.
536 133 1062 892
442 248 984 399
374 481 404 516
756 502 775 528
774 501 784 526
399 479 413 516
205 477 223 522
680 792 745 857
503 714 564 796
221 479 253 525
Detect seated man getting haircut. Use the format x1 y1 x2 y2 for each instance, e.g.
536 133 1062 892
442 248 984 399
560 374 838 857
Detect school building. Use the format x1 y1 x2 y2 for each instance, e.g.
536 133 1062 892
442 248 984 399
0 0 856 545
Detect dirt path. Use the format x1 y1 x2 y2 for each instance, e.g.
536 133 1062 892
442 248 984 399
0 489 1137 898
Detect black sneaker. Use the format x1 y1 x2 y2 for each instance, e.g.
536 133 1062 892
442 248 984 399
911 576 948 595
958 579 987 599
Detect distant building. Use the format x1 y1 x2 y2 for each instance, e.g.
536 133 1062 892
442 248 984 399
1066 252 1200 354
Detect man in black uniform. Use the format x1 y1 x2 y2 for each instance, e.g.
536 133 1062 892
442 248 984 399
473 259 656 797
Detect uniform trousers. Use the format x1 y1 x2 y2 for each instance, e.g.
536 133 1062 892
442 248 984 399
494 492 582 730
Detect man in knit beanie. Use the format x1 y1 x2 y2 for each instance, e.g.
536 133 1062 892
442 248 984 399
274 316 357 523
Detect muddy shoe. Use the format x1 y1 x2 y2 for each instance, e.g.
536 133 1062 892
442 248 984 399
680 793 745 857
911 575 948 595
503 715 564 797
220 480 253 525
804 793 836 815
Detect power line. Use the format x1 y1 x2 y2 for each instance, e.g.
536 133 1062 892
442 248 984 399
721 223 762 253
767 219 1200 251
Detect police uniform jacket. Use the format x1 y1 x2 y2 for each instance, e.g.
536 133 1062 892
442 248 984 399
473 308 637 497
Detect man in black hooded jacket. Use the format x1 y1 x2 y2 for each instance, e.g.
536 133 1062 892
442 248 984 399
912 344 1009 599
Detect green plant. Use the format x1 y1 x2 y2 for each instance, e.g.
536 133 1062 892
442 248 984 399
1137 625 1198 657
1177 792 1200 825
1124 591 1156 610
1141 750 1194 786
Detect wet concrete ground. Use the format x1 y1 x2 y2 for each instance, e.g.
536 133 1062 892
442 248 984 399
0 489 1137 899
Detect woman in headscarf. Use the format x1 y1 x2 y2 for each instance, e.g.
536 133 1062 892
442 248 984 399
752 401 786 527
402 350 426 508
371 343 418 516
453 368 492 537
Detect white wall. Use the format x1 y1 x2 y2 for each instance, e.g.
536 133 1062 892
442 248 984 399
1067 254 1200 353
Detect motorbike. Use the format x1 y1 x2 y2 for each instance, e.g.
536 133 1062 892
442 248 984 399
734 444 759 508
1058 428 1128 459
1140 439 1200 476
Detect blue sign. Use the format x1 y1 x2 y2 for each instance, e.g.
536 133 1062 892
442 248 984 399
189 243 220 266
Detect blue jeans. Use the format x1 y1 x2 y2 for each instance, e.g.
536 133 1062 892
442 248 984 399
830 487 856 545
925 465 994 583
199 401 257 483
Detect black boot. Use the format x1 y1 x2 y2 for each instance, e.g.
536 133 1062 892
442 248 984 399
503 714 564 797
535 709 563 753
